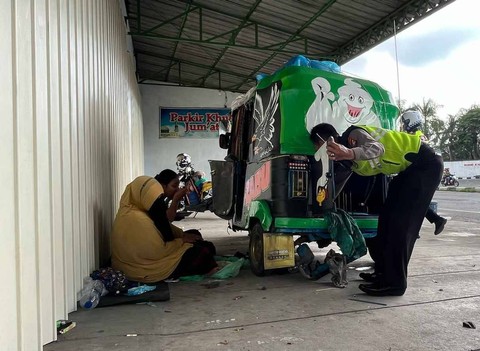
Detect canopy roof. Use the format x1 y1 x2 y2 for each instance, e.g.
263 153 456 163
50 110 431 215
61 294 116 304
125 0 455 92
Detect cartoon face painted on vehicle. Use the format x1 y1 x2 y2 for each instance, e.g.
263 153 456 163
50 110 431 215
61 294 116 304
336 78 374 124
306 77 381 134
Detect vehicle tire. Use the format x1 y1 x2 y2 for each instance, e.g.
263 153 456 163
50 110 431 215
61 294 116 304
454 180 460 187
249 222 266 276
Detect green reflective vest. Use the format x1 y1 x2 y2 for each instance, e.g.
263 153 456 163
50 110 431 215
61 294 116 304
350 126 421 176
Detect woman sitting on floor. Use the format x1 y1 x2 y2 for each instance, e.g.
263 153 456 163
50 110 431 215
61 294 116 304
111 169 217 283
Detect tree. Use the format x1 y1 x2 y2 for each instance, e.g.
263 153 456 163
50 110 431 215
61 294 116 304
438 114 457 161
450 107 480 160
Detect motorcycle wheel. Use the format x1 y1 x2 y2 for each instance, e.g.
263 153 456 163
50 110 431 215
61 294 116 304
454 180 459 187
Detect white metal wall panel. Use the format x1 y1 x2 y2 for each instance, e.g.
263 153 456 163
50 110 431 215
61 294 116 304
15 1 41 350
0 1 19 351
0 0 144 349
33 0 56 344
47 0 68 338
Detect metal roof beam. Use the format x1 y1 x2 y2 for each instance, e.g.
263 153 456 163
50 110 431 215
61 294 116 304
173 0 311 40
204 22 255 43
200 0 263 86
139 6 198 35
129 32 312 55
232 0 337 90
165 3 192 80
128 1 310 54
136 49 255 82
127 6 227 73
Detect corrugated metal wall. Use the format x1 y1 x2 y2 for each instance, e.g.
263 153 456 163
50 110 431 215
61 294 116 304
0 0 143 349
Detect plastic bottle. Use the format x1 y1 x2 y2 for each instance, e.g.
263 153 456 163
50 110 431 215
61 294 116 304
79 279 105 310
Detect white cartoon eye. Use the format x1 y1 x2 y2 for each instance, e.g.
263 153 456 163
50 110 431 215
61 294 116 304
358 96 364 104
349 94 355 101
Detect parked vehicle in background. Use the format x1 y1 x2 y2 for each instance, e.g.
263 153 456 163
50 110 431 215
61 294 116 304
175 153 213 220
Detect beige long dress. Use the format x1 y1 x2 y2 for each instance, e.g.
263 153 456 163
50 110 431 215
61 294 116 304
111 176 192 282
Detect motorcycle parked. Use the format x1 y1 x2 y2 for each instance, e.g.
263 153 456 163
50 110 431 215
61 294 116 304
441 174 459 187
175 153 213 220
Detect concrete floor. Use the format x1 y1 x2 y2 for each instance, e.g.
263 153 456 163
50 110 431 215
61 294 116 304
45 197 480 351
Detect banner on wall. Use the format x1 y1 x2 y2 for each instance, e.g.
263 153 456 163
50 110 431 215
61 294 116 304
159 107 231 138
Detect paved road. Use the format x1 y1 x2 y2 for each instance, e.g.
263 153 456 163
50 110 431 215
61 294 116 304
434 190 480 223
457 178 480 187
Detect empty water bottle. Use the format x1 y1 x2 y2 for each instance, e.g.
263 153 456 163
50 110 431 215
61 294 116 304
79 278 105 310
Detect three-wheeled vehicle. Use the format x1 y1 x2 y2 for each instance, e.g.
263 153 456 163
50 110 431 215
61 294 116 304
209 56 399 276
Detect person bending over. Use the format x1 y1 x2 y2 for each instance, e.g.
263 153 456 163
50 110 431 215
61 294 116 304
310 123 443 296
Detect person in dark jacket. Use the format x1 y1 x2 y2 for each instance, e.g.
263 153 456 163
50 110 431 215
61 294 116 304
310 123 443 296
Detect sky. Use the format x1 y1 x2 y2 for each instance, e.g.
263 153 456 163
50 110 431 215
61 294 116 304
342 0 480 120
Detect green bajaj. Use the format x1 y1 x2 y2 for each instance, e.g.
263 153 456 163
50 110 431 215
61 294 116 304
209 56 399 277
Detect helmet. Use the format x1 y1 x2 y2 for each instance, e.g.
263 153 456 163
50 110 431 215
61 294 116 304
176 153 192 173
400 110 424 133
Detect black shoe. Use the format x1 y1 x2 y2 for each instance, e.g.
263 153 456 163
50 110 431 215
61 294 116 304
359 272 382 283
434 218 447 235
359 283 405 296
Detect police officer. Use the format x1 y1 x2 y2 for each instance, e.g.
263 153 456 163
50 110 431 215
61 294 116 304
310 123 443 296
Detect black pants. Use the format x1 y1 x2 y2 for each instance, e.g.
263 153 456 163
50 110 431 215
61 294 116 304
169 240 217 279
367 144 443 290
425 207 441 223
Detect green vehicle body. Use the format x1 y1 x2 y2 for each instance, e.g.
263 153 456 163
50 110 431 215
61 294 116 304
257 66 397 156
209 62 398 272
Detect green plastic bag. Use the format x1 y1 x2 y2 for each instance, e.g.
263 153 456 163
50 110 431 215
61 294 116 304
210 258 245 279
178 257 247 281
324 209 367 261
179 275 204 281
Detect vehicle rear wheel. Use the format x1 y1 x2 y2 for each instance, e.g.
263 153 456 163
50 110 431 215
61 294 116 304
249 222 266 276
454 180 459 187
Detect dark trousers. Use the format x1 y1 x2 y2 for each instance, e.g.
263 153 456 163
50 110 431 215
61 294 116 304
367 144 443 289
169 240 217 279
425 207 441 223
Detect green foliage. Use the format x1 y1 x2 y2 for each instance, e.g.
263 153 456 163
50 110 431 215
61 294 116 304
402 99 479 161
450 107 480 160
438 114 457 161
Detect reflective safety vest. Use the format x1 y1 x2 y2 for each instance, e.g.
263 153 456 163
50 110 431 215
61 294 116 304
414 130 428 142
348 126 421 176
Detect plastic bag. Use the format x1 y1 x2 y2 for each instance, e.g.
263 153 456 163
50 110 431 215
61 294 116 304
210 258 245 279
178 256 247 281
179 275 205 282
90 267 130 295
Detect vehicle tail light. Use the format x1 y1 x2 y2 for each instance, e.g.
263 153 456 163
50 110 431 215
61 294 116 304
288 158 308 198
